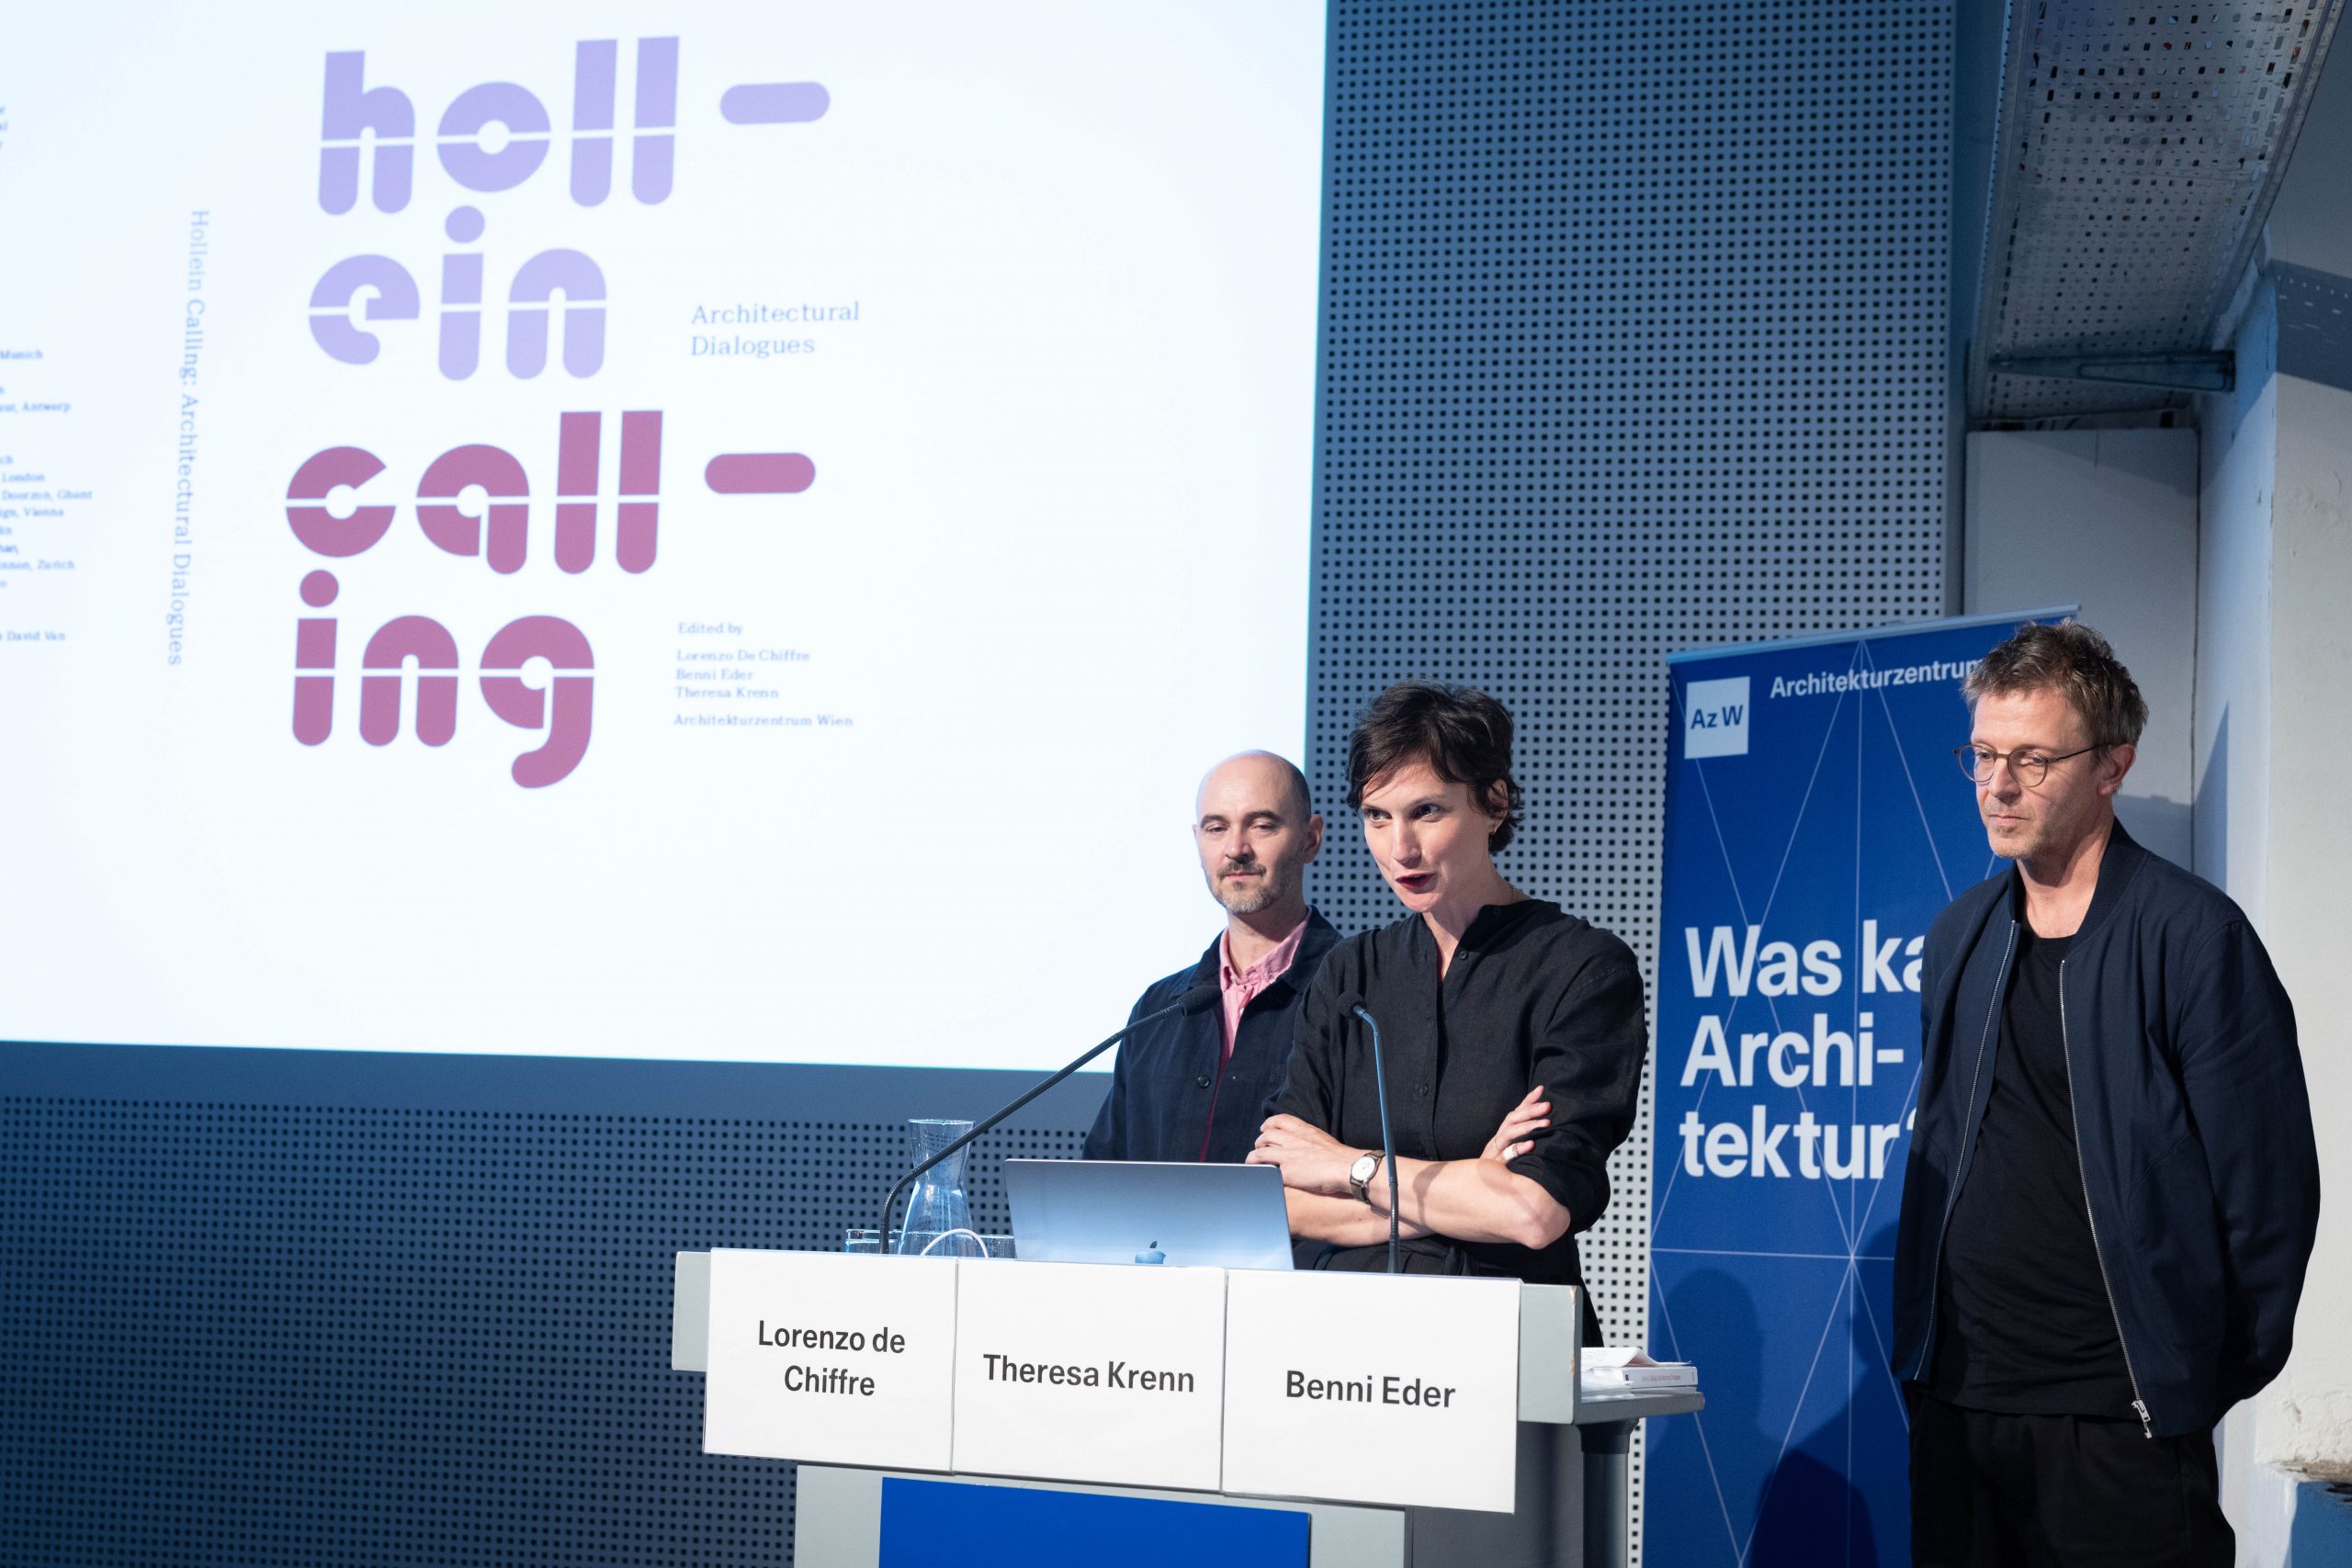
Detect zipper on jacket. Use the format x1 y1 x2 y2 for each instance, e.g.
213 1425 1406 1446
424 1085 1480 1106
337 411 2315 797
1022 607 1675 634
2058 957 2156 1439
1915 920 2019 1381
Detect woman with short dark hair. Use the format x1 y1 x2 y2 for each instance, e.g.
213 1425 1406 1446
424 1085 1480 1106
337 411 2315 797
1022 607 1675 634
1249 682 1646 1340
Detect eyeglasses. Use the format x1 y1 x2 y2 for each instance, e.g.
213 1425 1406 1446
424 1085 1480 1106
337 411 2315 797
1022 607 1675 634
1952 744 2103 787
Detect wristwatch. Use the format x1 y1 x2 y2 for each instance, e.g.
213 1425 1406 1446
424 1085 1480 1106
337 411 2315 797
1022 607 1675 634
1347 1150 1385 1204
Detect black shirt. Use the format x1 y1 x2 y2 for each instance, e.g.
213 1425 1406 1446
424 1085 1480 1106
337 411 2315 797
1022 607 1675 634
1929 921 2138 1416
1269 900 1647 1328
1083 912 1340 1165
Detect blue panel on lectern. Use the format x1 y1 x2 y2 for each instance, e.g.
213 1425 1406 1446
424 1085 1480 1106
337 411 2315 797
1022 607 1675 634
877 1478 1309 1568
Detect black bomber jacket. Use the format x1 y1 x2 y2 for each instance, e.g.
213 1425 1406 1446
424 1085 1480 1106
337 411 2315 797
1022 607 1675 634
1890 821 2319 1436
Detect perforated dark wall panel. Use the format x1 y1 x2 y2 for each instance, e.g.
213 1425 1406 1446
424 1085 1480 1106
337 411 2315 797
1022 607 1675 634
1305 3 1953 1548
0 1048 1092 1566
6 8 1957 1563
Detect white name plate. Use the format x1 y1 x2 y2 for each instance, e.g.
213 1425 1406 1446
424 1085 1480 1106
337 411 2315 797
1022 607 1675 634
702 1249 957 1471
952 1259 1227 1492
1220 1270 1521 1513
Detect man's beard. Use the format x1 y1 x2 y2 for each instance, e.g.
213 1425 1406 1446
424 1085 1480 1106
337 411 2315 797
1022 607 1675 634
1213 861 1285 915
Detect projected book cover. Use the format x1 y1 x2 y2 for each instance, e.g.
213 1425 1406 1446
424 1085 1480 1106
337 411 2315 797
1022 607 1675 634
0 5 1325 1065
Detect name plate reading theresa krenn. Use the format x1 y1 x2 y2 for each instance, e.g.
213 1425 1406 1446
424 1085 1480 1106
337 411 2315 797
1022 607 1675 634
1220 1269 1520 1512
702 1248 957 1471
951 1259 1227 1491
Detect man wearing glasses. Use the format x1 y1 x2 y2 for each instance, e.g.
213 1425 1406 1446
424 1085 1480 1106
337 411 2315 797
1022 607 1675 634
1891 620 2317 1567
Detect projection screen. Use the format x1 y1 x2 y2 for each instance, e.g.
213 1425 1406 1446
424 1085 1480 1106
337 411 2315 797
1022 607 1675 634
0 4 1327 1066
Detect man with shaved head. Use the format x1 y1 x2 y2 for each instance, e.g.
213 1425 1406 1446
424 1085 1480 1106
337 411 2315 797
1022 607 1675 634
1083 752 1340 1163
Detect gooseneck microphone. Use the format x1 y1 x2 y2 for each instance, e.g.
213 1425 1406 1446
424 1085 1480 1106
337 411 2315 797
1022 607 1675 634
1336 991 1401 1275
876 981 1222 1249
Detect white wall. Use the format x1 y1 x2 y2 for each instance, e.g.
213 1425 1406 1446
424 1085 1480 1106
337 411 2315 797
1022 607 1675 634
2194 289 2277 918
2205 299 2352 1559
2249 368 2352 1476
2232 15 2352 1495
2199 278 2290 1557
2198 37 2352 1551
1963 428 2199 866
1963 52 2352 1535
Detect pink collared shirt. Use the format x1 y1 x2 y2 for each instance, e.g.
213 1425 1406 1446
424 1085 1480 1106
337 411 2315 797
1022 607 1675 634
1218 917 1310 1066
1198 915 1312 1162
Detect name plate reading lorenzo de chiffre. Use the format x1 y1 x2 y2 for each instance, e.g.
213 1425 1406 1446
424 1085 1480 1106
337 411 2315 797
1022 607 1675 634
1220 1269 1521 1513
702 1249 958 1472
951 1259 1228 1492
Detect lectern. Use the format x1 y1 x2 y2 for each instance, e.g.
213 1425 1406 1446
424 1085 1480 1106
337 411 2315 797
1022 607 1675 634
671 1249 1697 1567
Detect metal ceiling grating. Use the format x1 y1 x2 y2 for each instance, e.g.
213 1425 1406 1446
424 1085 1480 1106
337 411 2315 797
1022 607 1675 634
1969 0 2346 422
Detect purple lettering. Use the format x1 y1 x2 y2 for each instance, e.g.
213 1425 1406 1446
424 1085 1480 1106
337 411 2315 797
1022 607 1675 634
554 412 601 573
359 616 461 747
417 444 531 573
632 38 679 204
309 256 422 366
319 51 414 215
506 250 606 378
571 40 618 206
292 570 340 746
438 208 487 379
436 81 551 193
616 410 662 573
287 447 398 558
481 616 595 787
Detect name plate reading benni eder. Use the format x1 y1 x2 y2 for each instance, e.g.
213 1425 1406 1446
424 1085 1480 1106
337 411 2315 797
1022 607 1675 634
1221 1269 1521 1513
951 1259 1227 1492
702 1249 957 1472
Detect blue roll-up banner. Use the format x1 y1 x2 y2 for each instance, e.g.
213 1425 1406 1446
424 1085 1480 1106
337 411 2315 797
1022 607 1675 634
1646 609 2070 1567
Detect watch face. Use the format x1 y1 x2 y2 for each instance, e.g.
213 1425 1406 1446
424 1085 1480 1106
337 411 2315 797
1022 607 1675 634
1350 1153 1377 1181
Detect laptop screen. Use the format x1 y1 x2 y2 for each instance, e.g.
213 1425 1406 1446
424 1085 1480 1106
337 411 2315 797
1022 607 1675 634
1002 1160 1295 1270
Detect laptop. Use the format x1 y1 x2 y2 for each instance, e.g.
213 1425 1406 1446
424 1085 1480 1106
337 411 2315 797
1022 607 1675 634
1001 1158 1295 1270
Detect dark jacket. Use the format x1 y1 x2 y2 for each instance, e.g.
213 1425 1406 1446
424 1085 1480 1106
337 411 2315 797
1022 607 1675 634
1890 821 2319 1436
1083 911 1340 1165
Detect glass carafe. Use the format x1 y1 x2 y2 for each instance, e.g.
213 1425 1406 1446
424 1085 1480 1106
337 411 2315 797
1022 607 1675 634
897 1117 985 1257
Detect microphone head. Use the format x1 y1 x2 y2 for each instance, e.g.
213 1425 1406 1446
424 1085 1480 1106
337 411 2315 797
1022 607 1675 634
1175 982 1223 1016
1331 991 1377 1027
